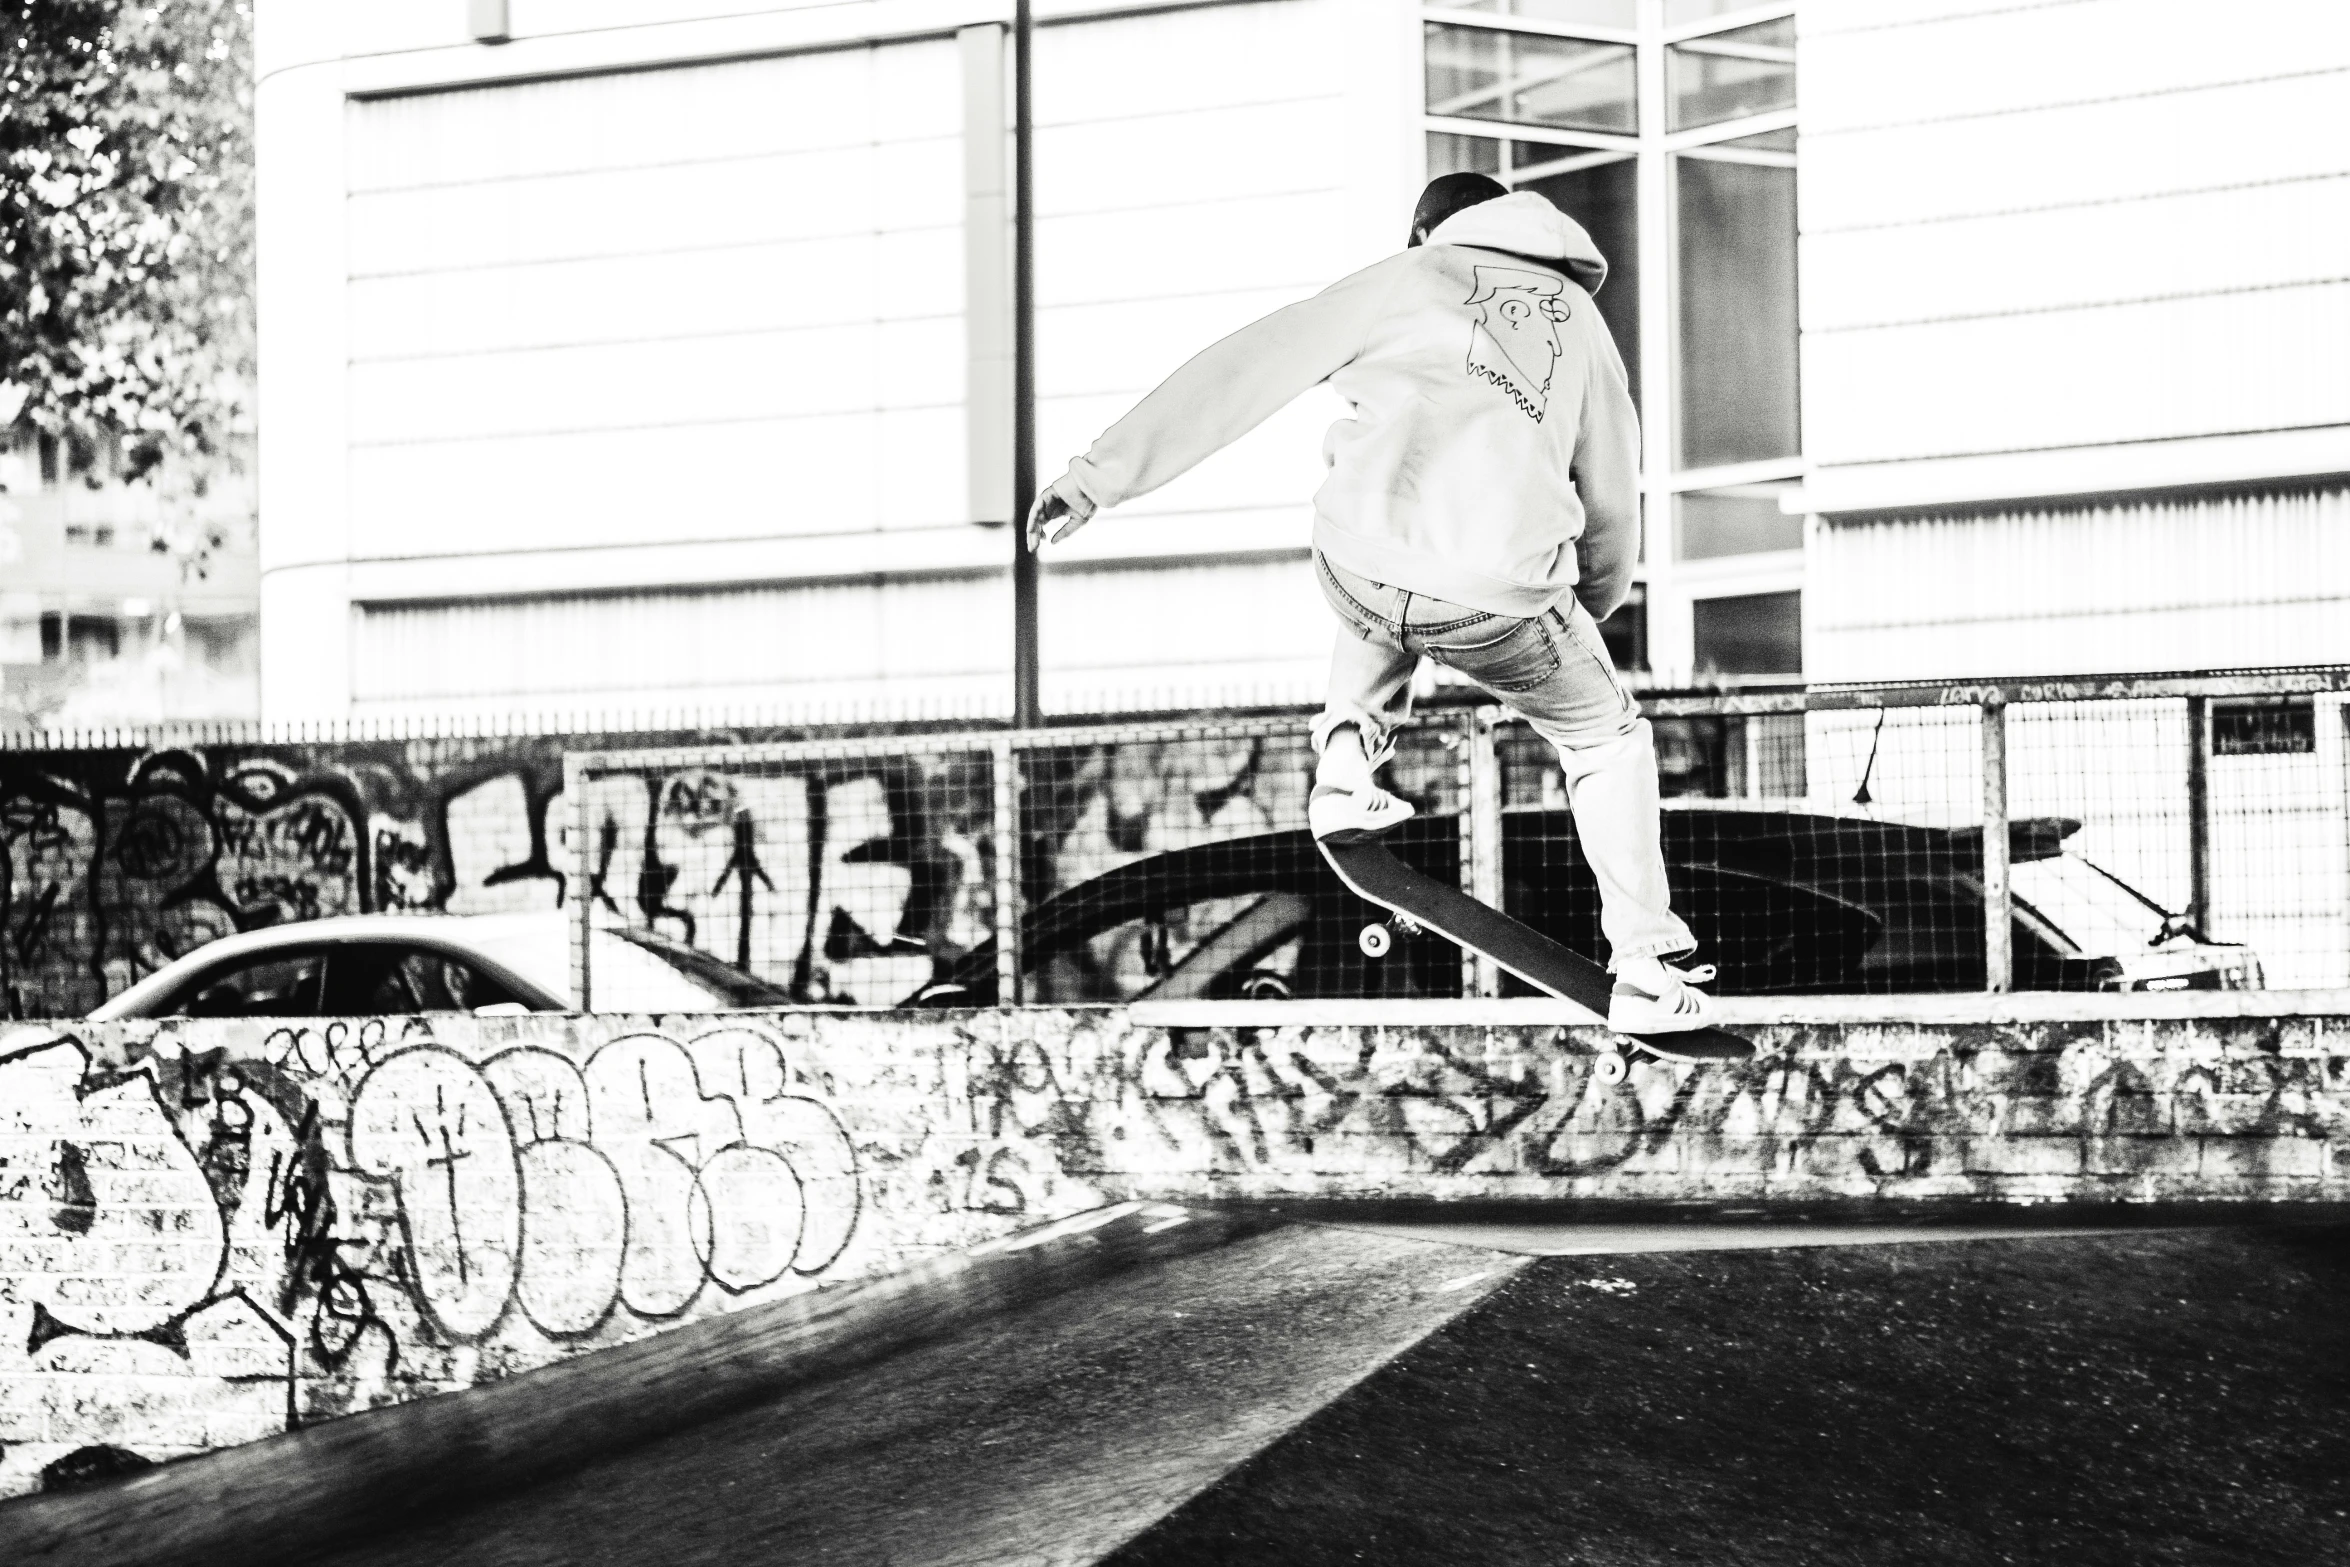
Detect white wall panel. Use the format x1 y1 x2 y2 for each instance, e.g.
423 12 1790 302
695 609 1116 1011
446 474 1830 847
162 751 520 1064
1040 1 1342 122
1028 0 1361 556
348 146 957 278
1800 73 2350 236
345 35 966 580
350 323 937 444
1800 1 2350 486
1802 176 2350 334
347 407 967 558
1039 287 1337 396
1805 281 2350 465
1036 100 1344 212
348 44 959 191
1036 193 1351 310
1802 0 2350 135
1809 487 2350 680
286 0 1403 718
349 232 970 361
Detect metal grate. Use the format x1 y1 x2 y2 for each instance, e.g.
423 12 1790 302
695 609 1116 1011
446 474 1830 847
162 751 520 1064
567 670 2350 1008
7 666 2347 1017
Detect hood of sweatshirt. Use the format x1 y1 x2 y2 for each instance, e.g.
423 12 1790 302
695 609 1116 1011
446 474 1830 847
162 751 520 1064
1425 191 1608 295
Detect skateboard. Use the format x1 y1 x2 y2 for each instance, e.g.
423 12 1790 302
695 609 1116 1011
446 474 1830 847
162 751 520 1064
1317 837 1756 1080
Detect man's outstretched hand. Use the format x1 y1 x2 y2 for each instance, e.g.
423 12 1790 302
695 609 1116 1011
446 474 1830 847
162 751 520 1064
1026 474 1096 551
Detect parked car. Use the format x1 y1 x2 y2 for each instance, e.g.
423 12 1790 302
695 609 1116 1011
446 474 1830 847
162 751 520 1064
87 912 793 1021
907 806 2258 1006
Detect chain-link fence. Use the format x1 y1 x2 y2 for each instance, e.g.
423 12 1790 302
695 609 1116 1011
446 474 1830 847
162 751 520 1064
568 667 2350 1008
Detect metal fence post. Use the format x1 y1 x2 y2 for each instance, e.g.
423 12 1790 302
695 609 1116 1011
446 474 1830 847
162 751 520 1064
992 734 1022 1005
1463 707 1504 997
565 752 593 1012
2184 693 2211 937
1980 697 2011 993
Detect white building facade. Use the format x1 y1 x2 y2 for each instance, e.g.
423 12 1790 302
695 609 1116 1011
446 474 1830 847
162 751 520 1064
1792 0 2350 680
253 0 2350 725
256 0 1426 723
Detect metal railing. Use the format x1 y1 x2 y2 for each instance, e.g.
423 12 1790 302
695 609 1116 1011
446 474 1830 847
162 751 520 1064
566 665 2350 1007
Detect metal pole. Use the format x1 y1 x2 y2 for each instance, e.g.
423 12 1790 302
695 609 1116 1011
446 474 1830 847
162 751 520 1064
1465 709 1504 997
2184 693 2211 937
1010 0 1041 728
992 734 1023 1005
1980 699 2011 993
566 754 593 1011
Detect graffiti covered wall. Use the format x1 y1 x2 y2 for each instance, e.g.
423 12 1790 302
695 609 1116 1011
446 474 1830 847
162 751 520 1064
0 1007 1110 1498
4 1005 2346 1496
0 722 1387 1017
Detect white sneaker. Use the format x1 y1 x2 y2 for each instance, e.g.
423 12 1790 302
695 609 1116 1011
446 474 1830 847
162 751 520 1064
1310 722 1415 843
1607 958 1717 1035
1309 781 1416 843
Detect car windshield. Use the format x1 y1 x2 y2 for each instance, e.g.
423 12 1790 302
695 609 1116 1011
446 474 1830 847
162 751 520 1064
2009 855 2171 959
609 928 796 1009
459 918 790 1011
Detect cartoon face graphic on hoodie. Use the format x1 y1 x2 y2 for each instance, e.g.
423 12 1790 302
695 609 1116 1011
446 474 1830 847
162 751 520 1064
1463 265 1570 422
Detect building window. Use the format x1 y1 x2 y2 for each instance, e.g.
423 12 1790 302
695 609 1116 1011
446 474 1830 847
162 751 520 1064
1425 0 1800 684
1425 23 1639 135
1675 154 1797 467
1676 483 1801 560
1692 589 1800 676
65 615 122 663
1665 14 1794 130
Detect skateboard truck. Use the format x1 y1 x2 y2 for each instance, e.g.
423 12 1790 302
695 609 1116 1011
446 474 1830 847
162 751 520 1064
1357 909 1423 958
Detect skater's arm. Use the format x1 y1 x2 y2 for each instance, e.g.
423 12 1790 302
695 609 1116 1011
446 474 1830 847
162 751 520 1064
1035 258 1401 542
1570 308 1641 622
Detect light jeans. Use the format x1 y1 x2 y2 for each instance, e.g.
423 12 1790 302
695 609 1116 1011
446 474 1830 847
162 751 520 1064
1312 553 1696 968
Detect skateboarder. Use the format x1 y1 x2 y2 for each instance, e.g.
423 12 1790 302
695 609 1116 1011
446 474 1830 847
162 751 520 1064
1027 173 1712 1033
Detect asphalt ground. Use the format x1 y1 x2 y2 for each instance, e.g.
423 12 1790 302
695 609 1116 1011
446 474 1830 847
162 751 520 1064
1110 1224 2350 1567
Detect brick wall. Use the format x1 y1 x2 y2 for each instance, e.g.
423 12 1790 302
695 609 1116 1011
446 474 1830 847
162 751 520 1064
2 1006 2344 1496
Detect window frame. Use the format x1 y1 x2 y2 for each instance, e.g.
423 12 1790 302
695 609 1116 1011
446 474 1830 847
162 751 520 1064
1421 0 1803 684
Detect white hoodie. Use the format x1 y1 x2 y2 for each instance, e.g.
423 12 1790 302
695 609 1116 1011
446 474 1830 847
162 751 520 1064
1056 192 1640 620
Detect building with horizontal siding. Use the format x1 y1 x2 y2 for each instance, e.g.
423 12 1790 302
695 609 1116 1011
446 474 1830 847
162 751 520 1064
252 0 2350 723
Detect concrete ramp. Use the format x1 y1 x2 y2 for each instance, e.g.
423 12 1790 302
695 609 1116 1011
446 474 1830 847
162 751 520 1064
315 1223 1523 1567
0 1206 1522 1567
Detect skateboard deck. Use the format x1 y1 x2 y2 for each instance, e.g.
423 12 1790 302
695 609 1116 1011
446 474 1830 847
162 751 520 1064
1318 837 1755 1064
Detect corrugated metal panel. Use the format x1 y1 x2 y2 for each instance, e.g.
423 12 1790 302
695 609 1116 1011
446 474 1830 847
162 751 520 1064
1809 486 2350 680
352 557 1327 717
354 575 1007 705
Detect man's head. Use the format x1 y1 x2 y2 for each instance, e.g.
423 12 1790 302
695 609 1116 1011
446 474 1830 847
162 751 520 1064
1409 172 1508 247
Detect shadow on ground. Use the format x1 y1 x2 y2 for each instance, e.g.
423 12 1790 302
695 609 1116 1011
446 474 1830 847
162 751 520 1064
1108 1225 2350 1567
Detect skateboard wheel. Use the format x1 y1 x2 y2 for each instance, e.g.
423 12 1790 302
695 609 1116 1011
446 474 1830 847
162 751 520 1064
1358 923 1393 959
1593 1050 1628 1086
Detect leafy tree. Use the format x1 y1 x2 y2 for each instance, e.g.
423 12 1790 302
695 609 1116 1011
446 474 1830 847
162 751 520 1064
0 0 252 535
